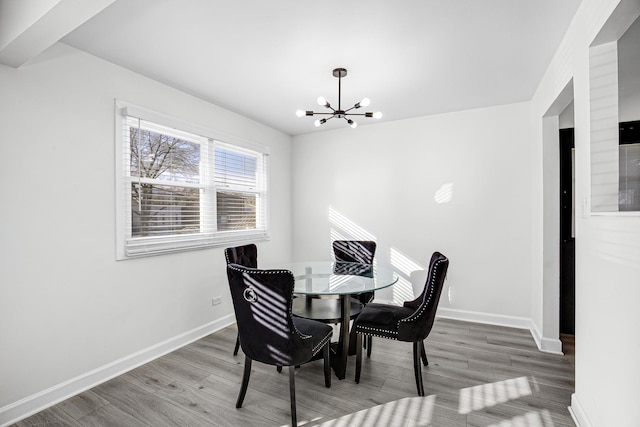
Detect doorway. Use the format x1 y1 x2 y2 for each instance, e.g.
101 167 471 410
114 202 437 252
559 127 575 364
542 81 573 354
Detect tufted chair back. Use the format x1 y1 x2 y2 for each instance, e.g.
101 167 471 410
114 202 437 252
224 244 258 268
399 251 449 341
332 240 377 265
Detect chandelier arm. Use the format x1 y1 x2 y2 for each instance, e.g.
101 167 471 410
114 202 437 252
318 115 336 125
309 112 336 116
344 104 370 114
343 112 373 117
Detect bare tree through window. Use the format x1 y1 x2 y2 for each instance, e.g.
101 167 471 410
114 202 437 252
129 127 201 237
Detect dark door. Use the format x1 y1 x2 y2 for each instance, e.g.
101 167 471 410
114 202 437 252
559 128 575 335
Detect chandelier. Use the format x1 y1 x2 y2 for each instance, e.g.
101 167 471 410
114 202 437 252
296 68 382 128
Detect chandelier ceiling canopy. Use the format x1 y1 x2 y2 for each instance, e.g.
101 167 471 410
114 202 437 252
296 68 382 128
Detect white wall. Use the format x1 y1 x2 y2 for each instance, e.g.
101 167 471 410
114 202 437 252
291 103 534 324
559 100 575 128
0 42 292 422
531 0 640 425
618 15 640 122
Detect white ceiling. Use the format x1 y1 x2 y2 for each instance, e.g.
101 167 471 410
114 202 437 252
61 0 582 136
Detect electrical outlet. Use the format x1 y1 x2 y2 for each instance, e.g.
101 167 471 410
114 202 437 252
212 296 222 306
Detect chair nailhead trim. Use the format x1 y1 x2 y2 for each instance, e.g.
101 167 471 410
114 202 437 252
356 325 398 340
312 333 332 355
356 330 398 341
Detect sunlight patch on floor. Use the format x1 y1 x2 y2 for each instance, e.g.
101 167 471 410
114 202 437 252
308 395 436 426
486 409 553 427
458 376 532 415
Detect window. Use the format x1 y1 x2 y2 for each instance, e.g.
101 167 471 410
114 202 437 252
116 101 268 259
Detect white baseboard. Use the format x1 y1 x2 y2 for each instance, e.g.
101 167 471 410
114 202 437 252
436 307 532 329
529 321 564 355
436 308 563 355
569 393 592 427
0 314 236 427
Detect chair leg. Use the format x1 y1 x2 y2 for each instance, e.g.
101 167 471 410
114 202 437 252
420 340 428 366
323 341 331 388
233 333 240 356
277 365 282 373
355 333 363 383
289 366 297 426
236 356 252 408
413 342 425 396
366 336 373 358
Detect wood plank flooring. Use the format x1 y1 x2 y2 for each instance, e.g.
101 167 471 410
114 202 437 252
12 319 575 426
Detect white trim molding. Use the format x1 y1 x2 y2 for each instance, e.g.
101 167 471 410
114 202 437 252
569 393 593 427
437 307 532 329
0 315 236 427
529 320 564 355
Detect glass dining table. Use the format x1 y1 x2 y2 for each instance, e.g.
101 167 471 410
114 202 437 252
279 261 398 380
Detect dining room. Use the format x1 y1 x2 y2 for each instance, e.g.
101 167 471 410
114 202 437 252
1 1 640 426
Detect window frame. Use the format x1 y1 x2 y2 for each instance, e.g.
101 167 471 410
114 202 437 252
115 100 270 260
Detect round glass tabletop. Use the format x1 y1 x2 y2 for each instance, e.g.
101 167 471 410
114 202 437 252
280 261 398 296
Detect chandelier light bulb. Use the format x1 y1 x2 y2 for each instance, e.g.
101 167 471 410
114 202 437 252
348 119 358 128
317 96 327 107
295 110 305 118
373 111 383 119
360 97 371 107
314 119 322 127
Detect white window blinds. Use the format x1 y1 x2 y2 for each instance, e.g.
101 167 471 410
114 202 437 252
116 102 269 259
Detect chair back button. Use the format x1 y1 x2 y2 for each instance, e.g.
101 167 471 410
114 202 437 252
243 287 258 303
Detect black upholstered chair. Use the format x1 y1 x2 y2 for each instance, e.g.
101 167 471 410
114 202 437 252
227 264 332 426
354 251 449 396
333 240 377 354
224 244 258 356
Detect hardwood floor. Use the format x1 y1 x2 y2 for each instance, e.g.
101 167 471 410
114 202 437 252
560 334 575 368
13 319 575 426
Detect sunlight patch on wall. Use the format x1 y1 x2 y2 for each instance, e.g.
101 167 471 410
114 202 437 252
390 247 426 304
447 286 456 304
390 247 423 277
434 182 454 204
330 228 348 242
329 206 377 241
390 276 414 305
